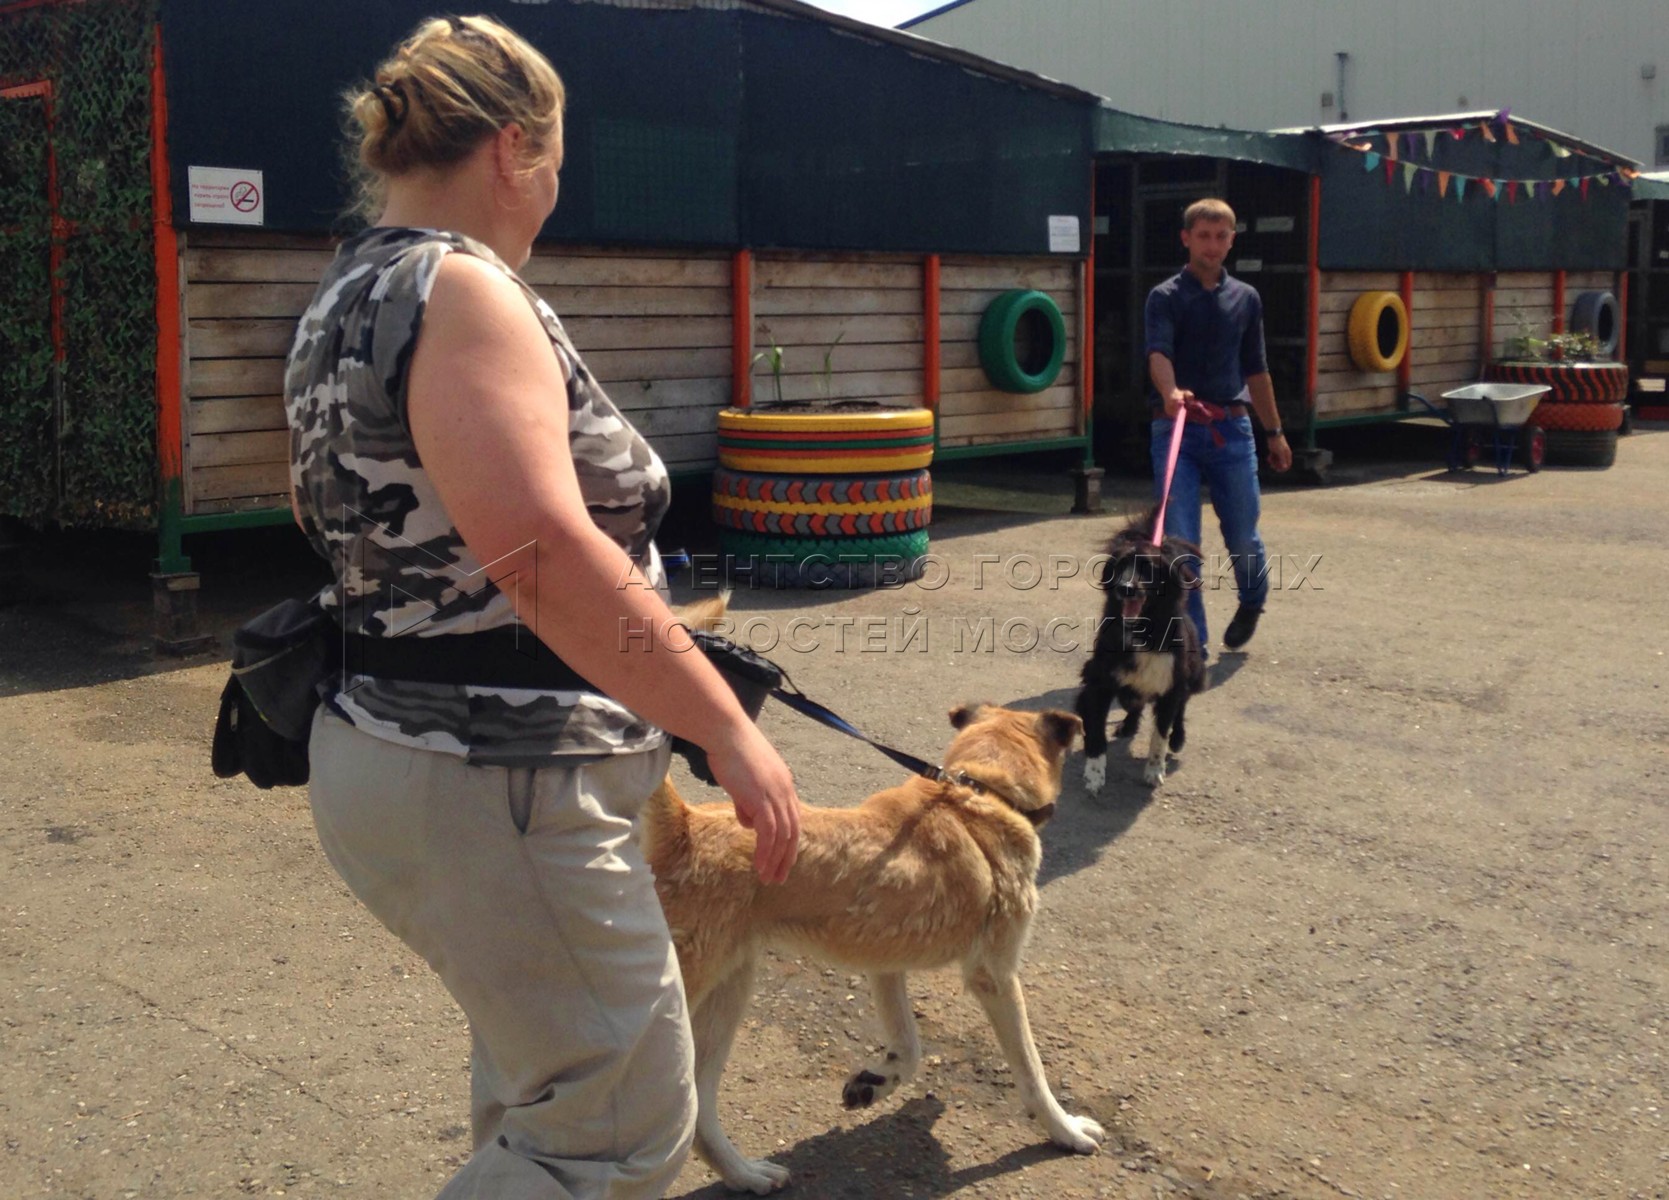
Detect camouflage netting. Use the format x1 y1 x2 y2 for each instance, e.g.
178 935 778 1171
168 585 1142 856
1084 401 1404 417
1 0 159 528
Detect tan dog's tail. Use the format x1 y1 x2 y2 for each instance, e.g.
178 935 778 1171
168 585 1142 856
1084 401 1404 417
675 591 731 634
641 774 694 876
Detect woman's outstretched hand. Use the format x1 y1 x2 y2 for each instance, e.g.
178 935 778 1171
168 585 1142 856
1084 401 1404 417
705 722 802 884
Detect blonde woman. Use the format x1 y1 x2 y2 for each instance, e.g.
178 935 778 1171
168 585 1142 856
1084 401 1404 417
284 15 801 1198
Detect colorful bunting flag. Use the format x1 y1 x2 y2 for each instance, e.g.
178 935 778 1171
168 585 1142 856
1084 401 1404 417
1329 123 1628 206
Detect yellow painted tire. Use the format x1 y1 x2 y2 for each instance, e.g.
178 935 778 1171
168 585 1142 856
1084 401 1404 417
716 405 935 473
1347 291 1410 374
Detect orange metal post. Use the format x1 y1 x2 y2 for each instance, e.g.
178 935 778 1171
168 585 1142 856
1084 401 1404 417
731 249 752 409
150 23 189 571
150 31 180 483
1552 269 1566 333
1397 269 1414 394
1304 176 1321 420
923 254 940 411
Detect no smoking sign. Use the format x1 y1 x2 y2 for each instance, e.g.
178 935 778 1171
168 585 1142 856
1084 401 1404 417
188 166 265 226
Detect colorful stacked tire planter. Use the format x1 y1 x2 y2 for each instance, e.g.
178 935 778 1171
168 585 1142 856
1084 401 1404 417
1482 361 1629 468
714 405 934 588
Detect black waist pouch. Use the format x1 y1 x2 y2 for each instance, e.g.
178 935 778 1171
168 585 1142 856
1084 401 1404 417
672 631 784 786
211 607 781 790
212 598 336 789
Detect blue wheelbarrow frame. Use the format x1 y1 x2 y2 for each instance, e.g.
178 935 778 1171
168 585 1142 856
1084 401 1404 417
1406 383 1550 476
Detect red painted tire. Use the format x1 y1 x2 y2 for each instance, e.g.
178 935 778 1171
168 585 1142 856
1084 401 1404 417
1484 361 1628 403
1530 402 1626 432
711 468 932 536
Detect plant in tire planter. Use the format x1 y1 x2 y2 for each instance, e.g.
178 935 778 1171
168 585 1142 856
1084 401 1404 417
752 339 786 405
1545 331 1602 363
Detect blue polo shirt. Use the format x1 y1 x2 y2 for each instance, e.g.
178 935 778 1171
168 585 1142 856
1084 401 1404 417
1144 268 1268 408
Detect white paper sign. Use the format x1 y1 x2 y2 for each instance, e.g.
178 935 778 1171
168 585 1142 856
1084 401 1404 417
1255 215 1296 234
188 166 265 226
1047 215 1080 253
1235 258 1264 272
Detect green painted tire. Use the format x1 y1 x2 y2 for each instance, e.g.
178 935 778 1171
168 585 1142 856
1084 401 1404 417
978 289 1067 394
720 529 930 589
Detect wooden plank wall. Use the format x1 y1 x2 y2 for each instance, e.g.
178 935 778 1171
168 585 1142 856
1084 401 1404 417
1314 271 1482 417
749 253 1082 450
521 246 732 469
937 257 1080 449
751 254 926 407
180 237 1088 512
183 230 319 514
180 234 734 512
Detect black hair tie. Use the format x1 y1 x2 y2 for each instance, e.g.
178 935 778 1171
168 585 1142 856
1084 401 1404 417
373 81 409 127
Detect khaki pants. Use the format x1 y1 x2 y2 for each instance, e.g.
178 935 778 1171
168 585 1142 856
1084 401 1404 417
308 710 694 1199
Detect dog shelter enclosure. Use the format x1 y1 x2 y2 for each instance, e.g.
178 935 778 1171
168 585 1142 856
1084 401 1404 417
1626 172 1669 415
1089 109 1638 479
0 0 1101 642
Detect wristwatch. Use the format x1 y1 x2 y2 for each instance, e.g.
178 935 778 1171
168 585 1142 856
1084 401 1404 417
1266 427 1285 439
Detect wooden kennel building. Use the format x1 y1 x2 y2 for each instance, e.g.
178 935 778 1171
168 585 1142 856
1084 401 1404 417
0 0 1106 636
1089 108 1640 480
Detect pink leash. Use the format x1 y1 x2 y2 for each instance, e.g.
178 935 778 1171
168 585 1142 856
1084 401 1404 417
1152 397 1235 545
1150 403 1191 546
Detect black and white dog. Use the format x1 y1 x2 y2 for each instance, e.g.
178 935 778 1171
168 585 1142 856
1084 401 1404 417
1076 514 1207 789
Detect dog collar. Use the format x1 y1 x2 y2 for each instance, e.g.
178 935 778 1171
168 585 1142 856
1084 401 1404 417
936 768 1053 827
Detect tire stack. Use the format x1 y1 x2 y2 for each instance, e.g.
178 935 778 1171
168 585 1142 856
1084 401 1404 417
1483 360 1629 468
713 404 934 588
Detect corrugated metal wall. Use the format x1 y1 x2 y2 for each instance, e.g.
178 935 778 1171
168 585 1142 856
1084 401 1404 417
909 0 1669 166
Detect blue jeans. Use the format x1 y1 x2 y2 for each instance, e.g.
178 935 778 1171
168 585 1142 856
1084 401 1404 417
1150 414 1270 647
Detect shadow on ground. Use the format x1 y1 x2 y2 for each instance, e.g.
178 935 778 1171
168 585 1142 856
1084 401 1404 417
668 1096 1092 1200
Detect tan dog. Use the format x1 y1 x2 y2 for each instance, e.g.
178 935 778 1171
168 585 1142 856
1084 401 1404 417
643 699 1104 1194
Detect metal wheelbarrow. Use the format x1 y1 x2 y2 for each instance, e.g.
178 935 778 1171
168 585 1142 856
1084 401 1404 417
1408 383 1550 476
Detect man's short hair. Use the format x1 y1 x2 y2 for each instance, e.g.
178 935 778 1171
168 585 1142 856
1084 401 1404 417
1182 198 1236 231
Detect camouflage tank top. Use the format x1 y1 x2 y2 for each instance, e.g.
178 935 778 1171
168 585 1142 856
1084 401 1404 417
285 227 672 764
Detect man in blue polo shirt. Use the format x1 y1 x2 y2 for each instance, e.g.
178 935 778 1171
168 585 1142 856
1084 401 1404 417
1145 197 1292 655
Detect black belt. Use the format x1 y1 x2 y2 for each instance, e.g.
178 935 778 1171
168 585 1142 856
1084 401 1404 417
1151 401 1249 415
340 626 599 692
